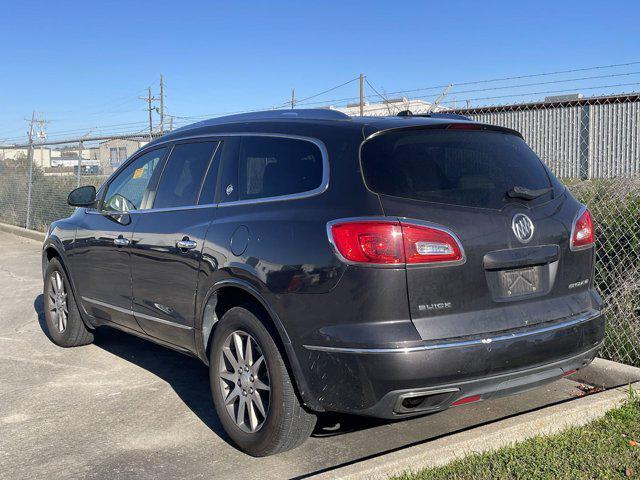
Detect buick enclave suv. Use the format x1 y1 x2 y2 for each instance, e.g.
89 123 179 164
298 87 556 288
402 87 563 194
42 109 604 456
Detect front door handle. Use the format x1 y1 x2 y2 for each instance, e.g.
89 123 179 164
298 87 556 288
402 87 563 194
114 236 130 247
176 239 197 250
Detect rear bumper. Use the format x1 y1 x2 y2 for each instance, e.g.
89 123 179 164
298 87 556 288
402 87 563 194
299 309 604 418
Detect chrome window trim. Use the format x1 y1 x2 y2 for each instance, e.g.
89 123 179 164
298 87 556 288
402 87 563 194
570 204 595 252
325 216 466 269
218 133 329 208
303 309 601 354
82 296 193 330
85 133 329 214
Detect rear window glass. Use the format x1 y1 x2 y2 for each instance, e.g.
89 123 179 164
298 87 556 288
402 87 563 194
361 129 553 209
238 136 323 200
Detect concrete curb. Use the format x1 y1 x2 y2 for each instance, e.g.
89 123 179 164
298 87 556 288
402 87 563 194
571 357 640 388
0 222 44 242
317 380 639 480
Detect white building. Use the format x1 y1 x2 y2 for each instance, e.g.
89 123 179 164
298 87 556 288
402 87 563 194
0 146 52 168
99 138 148 174
327 97 442 116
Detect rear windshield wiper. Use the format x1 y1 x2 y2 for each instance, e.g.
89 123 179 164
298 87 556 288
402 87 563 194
506 185 553 200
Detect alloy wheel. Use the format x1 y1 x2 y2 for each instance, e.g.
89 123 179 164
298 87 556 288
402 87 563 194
47 271 68 333
218 330 271 433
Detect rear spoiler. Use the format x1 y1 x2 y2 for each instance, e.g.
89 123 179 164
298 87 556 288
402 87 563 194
364 122 524 142
397 110 472 122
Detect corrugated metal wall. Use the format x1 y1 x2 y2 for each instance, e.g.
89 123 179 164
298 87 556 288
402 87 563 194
465 101 640 179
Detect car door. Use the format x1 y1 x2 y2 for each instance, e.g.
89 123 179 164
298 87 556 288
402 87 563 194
129 139 221 349
71 147 168 333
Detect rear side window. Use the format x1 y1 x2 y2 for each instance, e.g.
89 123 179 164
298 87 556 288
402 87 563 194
238 136 323 200
361 129 553 209
153 141 219 209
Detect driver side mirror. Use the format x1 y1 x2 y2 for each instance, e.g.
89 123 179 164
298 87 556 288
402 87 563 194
68 185 97 207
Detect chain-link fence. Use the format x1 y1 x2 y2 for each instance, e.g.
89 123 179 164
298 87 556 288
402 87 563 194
0 93 638 367
452 94 640 367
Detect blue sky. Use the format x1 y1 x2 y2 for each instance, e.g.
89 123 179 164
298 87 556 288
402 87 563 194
2 0 639 142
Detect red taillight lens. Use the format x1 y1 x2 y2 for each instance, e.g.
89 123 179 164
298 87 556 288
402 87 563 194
329 219 463 266
571 208 594 250
329 221 404 264
401 223 463 264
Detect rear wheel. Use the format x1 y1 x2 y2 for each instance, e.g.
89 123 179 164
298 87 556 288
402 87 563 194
209 306 316 456
43 258 94 347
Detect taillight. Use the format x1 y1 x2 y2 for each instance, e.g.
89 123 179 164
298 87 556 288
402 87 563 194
328 218 464 266
402 223 463 264
329 221 404 264
570 207 595 251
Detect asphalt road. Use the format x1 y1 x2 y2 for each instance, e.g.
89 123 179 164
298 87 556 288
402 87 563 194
0 231 589 479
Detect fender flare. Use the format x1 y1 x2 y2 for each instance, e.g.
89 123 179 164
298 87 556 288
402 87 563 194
42 238 95 330
195 277 323 412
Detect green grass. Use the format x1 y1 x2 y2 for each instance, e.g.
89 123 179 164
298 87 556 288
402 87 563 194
395 390 640 480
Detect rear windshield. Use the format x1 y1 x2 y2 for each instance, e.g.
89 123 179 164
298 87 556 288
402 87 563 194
361 128 553 209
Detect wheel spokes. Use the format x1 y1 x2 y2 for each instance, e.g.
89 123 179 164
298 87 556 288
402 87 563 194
252 389 267 416
233 333 244 364
219 330 270 433
48 270 68 333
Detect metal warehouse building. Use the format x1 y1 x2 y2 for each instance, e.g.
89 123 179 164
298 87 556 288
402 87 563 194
453 93 640 179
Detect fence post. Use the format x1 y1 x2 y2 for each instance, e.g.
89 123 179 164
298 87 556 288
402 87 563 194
77 140 83 187
25 112 36 230
579 105 590 180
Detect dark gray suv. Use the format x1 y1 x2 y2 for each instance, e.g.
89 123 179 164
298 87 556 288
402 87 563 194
42 109 603 456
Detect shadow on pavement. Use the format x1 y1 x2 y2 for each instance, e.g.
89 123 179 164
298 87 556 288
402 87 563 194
33 294 386 444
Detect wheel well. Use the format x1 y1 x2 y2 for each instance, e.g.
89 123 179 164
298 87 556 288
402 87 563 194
203 286 281 358
43 246 61 275
201 284 315 408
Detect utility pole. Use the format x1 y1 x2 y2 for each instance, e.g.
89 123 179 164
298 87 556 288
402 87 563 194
169 115 174 131
159 74 165 134
37 113 47 169
139 87 158 140
291 88 296 109
25 111 36 230
359 73 364 116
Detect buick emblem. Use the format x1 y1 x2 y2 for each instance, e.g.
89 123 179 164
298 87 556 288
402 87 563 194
512 214 534 244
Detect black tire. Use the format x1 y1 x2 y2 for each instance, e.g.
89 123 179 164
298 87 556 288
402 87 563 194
209 306 316 456
43 258 94 347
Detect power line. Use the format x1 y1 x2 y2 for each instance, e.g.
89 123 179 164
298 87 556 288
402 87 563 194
294 62 640 107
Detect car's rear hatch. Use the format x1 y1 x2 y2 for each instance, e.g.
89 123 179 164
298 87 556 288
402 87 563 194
360 124 598 341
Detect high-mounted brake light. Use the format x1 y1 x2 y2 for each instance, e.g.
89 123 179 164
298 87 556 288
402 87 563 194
446 123 484 130
570 207 595 251
328 219 464 266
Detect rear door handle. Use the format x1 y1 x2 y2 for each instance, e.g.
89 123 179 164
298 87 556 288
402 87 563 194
113 237 130 247
176 239 197 250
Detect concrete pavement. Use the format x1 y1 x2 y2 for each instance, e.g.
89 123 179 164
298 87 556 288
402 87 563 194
0 231 601 479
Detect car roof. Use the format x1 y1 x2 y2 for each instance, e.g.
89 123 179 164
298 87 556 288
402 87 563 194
146 109 517 148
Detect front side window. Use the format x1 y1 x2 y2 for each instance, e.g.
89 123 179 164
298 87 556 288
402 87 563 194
153 141 219 209
238 136 323 200
102 148 166 212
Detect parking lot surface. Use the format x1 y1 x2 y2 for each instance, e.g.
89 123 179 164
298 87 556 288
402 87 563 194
0 231 590 479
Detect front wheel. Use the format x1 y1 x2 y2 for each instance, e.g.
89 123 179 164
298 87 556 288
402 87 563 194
43 258 94 347
209 306 316 456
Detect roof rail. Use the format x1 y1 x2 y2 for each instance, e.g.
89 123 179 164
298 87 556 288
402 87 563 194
397 110 471 121
188 108 351 129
